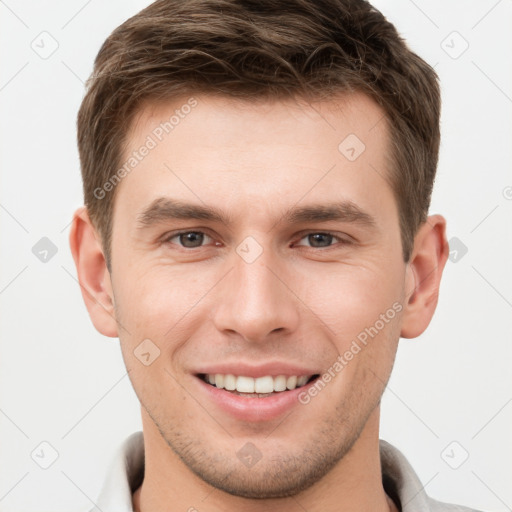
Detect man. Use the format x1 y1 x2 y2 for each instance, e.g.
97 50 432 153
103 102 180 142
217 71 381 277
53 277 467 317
69 1 481 511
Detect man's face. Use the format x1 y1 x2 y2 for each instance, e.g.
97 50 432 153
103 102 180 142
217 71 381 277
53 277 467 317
109 93 408 497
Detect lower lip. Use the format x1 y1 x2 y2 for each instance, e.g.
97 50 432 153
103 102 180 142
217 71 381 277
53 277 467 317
195 376 317 422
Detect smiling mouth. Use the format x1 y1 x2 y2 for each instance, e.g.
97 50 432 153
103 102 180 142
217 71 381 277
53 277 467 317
198 373 320 398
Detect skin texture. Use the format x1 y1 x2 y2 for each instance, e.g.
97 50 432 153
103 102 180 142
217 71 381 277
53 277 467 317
70 93 448 512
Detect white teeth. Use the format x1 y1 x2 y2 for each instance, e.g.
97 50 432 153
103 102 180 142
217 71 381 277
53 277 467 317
286 376 297 390
274 375 287 392
254 376 274 394
224 374 236 391
296 376 308 387
215 374 224 388
204 373 313 393
236 376 254 393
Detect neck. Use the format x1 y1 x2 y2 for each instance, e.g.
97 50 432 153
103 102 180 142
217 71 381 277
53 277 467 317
133 406 396 512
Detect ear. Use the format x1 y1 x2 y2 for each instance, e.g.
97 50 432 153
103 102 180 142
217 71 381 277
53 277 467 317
69 207 118 338
400 214 449 339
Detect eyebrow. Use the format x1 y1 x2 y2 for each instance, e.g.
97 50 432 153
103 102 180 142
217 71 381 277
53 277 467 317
285 202 375 226
136 197 376 229
136 198 232 227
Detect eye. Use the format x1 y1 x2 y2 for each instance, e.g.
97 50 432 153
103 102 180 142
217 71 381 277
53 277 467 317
162 230 349 250
294 232 347 248
164 231 214 248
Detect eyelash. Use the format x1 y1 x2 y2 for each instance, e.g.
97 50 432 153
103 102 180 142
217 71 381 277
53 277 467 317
161 230 351 250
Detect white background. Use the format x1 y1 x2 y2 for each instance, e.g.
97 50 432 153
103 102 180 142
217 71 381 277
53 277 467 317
0 1 511 511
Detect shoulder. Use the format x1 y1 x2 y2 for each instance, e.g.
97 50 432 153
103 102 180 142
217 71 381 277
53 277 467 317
427 497 486 512
379 439 485 512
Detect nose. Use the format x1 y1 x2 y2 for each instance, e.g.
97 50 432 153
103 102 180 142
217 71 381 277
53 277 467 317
212 246 300 343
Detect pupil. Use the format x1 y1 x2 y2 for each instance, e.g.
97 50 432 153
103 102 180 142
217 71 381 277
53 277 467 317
181 232 203 248
309 233 332 247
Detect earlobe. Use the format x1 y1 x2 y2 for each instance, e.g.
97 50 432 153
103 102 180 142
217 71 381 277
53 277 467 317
69 207 119 338
400 215 449 339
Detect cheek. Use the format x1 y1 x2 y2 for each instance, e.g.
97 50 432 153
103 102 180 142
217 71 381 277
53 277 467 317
114 263 207 335
295 261 405 342
113 263 221 384
114 276 189 407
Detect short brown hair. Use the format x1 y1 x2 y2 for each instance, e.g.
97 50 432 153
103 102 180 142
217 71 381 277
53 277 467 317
77 0 440 270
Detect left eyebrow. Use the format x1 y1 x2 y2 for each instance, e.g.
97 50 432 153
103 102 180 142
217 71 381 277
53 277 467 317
283 201 376 227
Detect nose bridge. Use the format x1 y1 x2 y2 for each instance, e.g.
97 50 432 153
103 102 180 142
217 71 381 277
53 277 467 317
212 241 299 342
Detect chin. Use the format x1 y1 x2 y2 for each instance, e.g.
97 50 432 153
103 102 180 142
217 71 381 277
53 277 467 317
155 418 361 500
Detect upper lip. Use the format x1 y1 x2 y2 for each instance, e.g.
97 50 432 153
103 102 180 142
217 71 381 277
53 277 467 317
194 362 320 378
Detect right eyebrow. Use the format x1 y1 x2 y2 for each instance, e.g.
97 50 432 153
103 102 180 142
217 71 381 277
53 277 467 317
135 197 232 229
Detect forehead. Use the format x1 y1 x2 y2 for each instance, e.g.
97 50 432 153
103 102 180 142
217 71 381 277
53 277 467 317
131 92 387 155
114 92 394 226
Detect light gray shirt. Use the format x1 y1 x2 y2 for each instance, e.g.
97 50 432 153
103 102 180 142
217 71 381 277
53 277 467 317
90 431 482 512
